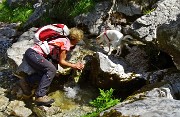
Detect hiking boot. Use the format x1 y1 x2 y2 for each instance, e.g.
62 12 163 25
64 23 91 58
35 95 55 106
19 78 32 97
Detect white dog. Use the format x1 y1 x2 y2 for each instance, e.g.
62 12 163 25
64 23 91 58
96 30 133 56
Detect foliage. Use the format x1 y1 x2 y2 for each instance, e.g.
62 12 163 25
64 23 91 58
0 0 96 26
54 0 96 17
69 0 95 17
143 8 155 15
47 0 96 25
0 0 34 24
82 88 120 117
90 88 120 111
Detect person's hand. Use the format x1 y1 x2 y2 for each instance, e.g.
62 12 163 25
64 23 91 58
73 62 84 70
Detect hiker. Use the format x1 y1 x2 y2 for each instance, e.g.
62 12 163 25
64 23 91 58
19 24 84 106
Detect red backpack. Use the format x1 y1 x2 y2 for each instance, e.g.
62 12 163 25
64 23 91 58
34 24 69 43
34 24 70 55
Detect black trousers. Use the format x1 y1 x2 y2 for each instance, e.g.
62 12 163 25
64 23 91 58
24 48 56 97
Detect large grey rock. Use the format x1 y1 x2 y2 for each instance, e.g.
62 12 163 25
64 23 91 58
7 28 36 76
99 68 180 117
116 1 142 16
74 1 112 35
86 52 145 97
131 0 180 41
100 97 180 117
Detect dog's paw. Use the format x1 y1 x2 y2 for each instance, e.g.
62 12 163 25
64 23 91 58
114 52 121 57
107 52 112 55
114 54 118 57
114 54 120 57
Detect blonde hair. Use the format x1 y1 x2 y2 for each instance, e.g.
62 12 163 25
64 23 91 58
69 27 84 41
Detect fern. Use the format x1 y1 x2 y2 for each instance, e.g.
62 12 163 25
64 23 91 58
82 88 120 117
90 88 120 111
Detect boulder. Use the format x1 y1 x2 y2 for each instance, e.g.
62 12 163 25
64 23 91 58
100 97 180 117
157 17 180 70
131 0 180 41
7 27 36 77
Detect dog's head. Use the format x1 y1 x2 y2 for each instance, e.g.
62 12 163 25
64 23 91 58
96 35 104 45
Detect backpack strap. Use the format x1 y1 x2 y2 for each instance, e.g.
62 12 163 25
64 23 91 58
39 41 50 55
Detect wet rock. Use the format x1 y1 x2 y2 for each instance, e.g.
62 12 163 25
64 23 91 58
33 106 61 117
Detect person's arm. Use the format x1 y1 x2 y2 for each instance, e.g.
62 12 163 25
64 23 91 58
59 50 84 70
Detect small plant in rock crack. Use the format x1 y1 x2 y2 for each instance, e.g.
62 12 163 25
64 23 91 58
143 7 156 15
81 88 120 117
90 88 120 112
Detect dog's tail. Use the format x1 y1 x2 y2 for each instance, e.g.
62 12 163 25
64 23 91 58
122 35 146 45
122 35 133 40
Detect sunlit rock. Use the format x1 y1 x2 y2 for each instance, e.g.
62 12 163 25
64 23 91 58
5 100 32 117
0 95 9 111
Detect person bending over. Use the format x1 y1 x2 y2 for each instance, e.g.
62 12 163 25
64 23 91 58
19 25 84 106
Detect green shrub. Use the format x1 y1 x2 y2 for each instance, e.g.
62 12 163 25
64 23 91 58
69 0 95 17
0 0 96 26
82 88 120 117
90 88 120 111
48 0 96 24
0 0 34 24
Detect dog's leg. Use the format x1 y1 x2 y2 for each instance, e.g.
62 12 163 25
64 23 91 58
107 43 111 53
125 43 131 50
115 48 121 56
108 46 113 55
115 45 122 56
